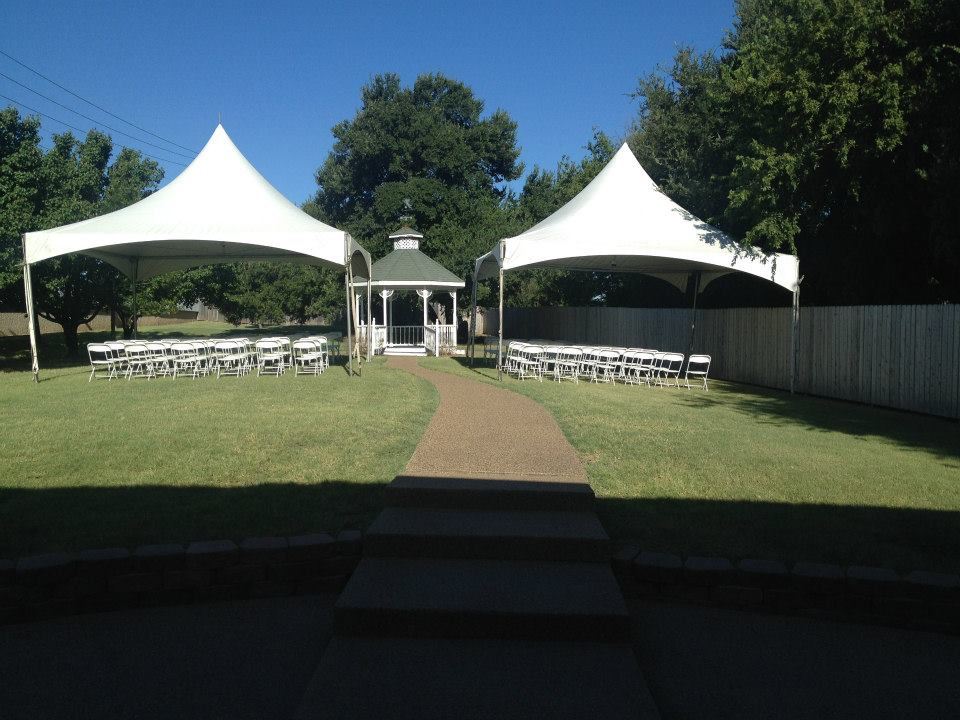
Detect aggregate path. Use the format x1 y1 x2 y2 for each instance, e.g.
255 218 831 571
387 356 587 482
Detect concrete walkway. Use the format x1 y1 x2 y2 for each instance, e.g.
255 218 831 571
297 357 658 718
388 356 587 481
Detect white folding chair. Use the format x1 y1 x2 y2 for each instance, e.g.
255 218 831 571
593 349 620 383
554 346 582 383
516 344 545 381
169 342 201 379
255 339 284 377
145 342 171 377
293 340 323 376
214 340 244 377
86 343 119 381
656 353 685 388
124 343 155 380
684 354 712 390
578 347 600 382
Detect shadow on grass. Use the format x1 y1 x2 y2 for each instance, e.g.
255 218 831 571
448 355 960 464
595 495 960 575
0 481 386 558
2 480 958 575
676 382 960 465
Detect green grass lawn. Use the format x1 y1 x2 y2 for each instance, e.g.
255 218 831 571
3 325 959 574
422 357 960 574
0 323 437 557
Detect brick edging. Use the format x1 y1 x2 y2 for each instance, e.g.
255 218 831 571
0 531 363 625
612 545 960 635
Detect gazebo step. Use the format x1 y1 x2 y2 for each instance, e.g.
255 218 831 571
383 346 427 356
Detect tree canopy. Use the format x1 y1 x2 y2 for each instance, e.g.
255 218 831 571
630 0 960 304
312 73 523 284
0 108 166 352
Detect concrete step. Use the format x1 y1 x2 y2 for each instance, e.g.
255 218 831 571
336 557 630 641
365 507 611 561
383 346 427 356
386 474 596 512
295 636 660 720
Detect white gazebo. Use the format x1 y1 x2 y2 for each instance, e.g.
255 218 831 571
20 124 373 379
356 227 464 356
471 143 802 388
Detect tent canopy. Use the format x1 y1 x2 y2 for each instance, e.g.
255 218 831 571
474 143 798 293
23 124 370 279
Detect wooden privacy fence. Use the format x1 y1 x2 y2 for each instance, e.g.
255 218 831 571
484 304 960 419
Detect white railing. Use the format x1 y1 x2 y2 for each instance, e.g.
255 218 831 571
357 323 456 355
424 324 438 356
424 323 456 356
356 325 387 352
388 325 424 346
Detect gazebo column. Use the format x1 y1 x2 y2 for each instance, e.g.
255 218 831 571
416 289 432 347
450 290 457 345
380 289 393 347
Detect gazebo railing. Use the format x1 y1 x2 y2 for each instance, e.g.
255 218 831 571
357 323 455 354
388 325 423 346
424 324 438 356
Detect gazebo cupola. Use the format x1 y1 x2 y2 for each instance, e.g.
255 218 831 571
355 225 465 356
390 226 423 250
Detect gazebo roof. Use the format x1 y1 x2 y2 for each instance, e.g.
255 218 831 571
362 246 465 290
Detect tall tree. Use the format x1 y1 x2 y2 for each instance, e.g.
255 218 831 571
0 108 164 354
629 0 960 304
312 73 523 291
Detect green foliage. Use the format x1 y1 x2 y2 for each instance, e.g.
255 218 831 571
0 107 165 352
629 0 960 303
183 262 343 327
0 108 43 291
313 73 523 288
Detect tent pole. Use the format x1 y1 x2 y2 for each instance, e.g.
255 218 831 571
687 271 701 360
132 258 140 339
469 269 478 366
344 268 353 377
497 264 504 381
790 271 802 394
22 237 39 383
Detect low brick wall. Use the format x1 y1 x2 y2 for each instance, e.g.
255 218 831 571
0 531 362 625
613 545 960 635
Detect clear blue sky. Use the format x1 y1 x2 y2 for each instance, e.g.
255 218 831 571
1 1 734 204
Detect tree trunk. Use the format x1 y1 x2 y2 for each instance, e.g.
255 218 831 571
62 323 80 358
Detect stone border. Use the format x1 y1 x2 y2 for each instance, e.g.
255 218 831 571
0 531 362 625
612 545 960 634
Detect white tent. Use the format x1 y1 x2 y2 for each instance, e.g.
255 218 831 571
21 125 372 380
471 143 802 388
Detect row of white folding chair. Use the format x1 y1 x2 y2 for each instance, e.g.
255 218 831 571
89 338 257 380
502 341 711 390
